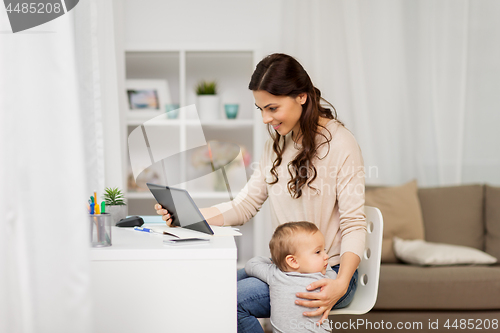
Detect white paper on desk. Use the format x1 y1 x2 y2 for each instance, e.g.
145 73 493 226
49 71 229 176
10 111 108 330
149 225 242 239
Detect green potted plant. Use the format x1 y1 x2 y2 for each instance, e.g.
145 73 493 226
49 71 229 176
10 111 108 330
195 80 220 120
103 187 127 226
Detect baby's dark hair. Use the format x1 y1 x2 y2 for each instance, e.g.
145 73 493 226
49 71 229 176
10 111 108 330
269 221 319 271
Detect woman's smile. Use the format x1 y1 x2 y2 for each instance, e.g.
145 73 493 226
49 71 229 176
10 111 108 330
253 90 306 140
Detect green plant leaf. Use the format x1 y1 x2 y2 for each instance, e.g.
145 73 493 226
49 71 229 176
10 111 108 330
102 187 127 206
195 80 217 95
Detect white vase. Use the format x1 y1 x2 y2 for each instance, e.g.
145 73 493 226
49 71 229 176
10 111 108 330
197 95 220 120
107 205 128 226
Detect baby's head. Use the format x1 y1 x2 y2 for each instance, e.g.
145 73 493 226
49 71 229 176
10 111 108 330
269 221 329 275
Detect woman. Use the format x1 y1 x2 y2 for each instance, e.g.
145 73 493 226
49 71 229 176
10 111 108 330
156 53 366 332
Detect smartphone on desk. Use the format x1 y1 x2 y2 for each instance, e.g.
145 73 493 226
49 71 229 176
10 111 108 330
163 238 210 246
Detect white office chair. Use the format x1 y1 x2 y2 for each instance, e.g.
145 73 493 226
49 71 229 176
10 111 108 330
329 205 384 315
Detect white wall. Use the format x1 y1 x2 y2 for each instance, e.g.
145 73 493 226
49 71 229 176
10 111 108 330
124 0 283 53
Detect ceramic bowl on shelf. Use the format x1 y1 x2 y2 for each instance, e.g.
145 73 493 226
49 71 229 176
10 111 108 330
224 104 239 119
165 103 180 119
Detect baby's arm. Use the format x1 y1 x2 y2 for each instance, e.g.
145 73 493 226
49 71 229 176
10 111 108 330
325 266 338 280
244 256 275 284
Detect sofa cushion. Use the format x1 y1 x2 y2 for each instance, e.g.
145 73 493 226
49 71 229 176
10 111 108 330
365 180 425 263
393 237 497 266
374 264 500 310
485 185 500 261
418 184 484 250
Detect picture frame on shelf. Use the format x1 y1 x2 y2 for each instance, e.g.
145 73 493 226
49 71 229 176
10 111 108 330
126 79 171 118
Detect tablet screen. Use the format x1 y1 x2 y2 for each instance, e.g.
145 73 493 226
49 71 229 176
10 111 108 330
169 188 204 226
147 183 213 234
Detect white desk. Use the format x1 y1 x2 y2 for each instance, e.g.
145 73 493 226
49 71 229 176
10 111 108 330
90 226 237 333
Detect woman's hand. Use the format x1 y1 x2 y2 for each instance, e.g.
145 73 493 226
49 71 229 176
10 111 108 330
295 278 349 324
296 252 360 324
155 203 174 226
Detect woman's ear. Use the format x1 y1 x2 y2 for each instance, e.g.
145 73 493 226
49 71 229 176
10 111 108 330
285 254 300 270
296 93 307 105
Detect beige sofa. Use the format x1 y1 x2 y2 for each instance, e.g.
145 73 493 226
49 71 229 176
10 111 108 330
332 183 500 333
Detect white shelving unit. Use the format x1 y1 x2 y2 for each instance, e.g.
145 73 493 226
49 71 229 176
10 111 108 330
127 119 254 127
120 44 266 267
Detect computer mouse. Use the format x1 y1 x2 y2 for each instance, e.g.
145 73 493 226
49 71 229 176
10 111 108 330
116 216 144 228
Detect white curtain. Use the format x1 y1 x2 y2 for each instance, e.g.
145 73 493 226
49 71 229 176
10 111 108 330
281 0 500 187
0 0 112 331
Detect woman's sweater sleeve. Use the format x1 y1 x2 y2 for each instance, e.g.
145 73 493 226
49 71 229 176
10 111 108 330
335 128 367 259
211 141 270 226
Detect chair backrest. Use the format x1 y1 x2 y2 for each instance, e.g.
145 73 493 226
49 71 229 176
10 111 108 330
329 205 383 315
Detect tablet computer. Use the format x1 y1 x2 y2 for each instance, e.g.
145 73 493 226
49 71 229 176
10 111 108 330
146 183 214 235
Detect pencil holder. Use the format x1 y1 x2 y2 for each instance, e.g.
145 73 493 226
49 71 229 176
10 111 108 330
90 213 112 247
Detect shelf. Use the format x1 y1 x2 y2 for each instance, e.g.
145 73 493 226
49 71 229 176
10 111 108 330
127 116 180 126
189 119 254 127
127 191 231 200
127 192 154 199
125 43 259 53
127 118 254 127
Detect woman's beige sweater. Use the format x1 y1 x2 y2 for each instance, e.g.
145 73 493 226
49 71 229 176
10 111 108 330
213 120 366 266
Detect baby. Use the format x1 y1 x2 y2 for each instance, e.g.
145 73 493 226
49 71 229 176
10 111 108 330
245 221 337 333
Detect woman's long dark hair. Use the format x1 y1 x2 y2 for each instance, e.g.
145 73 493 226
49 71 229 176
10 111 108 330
249 53 341 198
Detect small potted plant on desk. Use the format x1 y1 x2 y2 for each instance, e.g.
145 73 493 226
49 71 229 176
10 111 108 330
195 80 219 120
103 187 127 226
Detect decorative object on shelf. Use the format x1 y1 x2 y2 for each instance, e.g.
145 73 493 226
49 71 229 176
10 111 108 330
191 141 251 192
127 167 162 193
165 103 180 119
224 104 239 119
103 187 128 226
195 80 219 120
126 79 171 116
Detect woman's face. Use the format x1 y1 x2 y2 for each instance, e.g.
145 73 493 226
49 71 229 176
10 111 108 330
253 90 307 139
